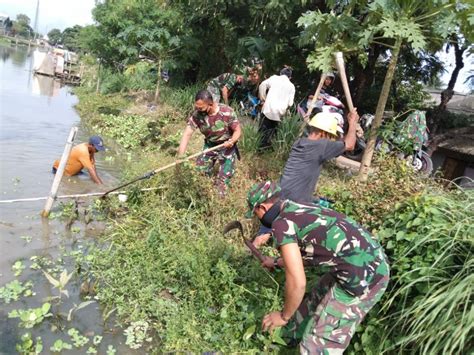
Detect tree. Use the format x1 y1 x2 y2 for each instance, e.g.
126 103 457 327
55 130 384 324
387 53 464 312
62 25 83 51
298 0 462 181
11 13 32 37
47 28 62 45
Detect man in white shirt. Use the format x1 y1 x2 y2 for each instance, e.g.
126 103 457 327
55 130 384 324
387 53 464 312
258 67 296 149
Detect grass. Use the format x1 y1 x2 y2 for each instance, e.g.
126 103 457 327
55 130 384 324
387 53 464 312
70 83 472 353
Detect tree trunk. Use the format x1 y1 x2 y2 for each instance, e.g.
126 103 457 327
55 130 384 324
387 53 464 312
358 37 402 182
431 37 466 135
353 45 381 107
154 59 162 103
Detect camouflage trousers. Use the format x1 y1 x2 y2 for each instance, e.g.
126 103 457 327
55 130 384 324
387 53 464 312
195 144 236 195
283 273 389 354
206 84 221 103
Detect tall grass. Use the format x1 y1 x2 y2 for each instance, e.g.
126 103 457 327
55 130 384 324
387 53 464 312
348 189 474 354
239 121 261 155
381 190 473 354
272 115 302 159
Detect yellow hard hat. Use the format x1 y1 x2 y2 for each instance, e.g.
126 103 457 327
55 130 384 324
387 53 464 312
308 112 339 136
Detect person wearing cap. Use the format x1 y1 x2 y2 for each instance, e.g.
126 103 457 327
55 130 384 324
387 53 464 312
258 66 296 149
245 181 390 354
253 109 359 247
52 135 105 184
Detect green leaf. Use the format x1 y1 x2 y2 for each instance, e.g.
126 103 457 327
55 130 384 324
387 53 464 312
243 325 256 341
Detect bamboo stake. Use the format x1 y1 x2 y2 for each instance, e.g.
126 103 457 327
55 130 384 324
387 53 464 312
41 127 78 217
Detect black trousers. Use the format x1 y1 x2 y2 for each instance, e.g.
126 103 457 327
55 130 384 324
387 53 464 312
258 115 279 150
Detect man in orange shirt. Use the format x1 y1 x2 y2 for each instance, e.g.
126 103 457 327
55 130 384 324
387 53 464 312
52 136 105 184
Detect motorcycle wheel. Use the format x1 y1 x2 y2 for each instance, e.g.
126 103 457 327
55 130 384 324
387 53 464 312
412 150 433 175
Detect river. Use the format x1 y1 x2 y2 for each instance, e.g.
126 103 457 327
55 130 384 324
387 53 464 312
0 44 134 353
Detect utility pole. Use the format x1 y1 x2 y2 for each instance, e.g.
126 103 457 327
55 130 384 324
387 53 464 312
33 0 39 40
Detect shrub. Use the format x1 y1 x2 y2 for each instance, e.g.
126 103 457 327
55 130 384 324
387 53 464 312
318 155 429 230
348 189 474 354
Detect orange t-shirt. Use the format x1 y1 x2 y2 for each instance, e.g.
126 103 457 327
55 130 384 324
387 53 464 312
53 143 94 176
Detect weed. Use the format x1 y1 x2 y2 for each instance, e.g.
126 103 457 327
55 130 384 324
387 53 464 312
12 260 25 277
50 339 73 352
0 280 34 303
239 121 261 155
68 328 89 348
8 303 52 328
272 115 302 160
16 333 43 354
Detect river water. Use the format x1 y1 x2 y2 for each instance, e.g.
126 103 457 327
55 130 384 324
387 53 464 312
0 44 134 353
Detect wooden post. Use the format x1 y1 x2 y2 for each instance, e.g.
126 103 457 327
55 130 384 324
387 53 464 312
41 127 78 217
154 59 162 103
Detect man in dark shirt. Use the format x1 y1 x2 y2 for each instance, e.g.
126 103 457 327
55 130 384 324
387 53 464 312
245 181 390 354
253 109 359 246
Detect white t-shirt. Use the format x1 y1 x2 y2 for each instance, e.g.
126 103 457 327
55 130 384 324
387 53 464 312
258 75 295 122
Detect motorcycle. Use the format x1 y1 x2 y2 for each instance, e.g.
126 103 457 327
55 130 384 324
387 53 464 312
238 92 261 119
344 111 433 175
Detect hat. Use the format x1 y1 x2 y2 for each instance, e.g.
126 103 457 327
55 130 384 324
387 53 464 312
89 135 105 151
245 181 281 218
308 112 339 136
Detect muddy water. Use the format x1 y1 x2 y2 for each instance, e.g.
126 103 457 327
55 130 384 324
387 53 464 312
0 44 136 353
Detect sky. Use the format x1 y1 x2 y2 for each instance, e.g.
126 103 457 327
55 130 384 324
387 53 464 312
0 0 95 33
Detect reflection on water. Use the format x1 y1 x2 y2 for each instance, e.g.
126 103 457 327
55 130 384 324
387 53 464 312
0 44 132 353
32 74 62 97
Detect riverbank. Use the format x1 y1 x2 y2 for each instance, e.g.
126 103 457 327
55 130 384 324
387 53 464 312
72 85 472 353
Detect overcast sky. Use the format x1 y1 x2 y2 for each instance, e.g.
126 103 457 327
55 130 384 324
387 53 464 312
0 0 95 33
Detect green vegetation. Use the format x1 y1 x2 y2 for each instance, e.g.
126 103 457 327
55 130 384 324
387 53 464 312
67 78 472 352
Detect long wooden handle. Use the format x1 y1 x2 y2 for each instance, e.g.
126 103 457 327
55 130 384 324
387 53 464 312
334 52 354 111
103 142 228 197
152 142 227 174
305 74 327 122
244 239 266 263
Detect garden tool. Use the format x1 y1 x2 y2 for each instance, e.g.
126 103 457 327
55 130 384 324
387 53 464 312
223 220 266 263
334 52 354 111
101 142 227 198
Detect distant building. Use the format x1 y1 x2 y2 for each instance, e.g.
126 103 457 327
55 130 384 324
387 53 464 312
0 14 13 36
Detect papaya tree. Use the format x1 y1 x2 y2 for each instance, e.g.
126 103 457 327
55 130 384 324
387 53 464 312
297 0 465 181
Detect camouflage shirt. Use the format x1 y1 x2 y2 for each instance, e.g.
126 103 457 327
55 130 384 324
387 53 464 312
272 200 389 297
188 104 240 144
208 73 240 91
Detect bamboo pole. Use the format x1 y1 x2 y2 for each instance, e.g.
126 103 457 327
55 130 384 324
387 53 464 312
41 127 78 217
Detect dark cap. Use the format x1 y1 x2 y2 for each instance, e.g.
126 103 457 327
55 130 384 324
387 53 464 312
89 135 105 151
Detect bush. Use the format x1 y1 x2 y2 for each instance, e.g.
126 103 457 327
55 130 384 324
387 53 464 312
348 189 474 354
319 155 429 230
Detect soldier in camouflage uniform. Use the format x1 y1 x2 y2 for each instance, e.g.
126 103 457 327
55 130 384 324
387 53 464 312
245 181 390 354
178 90 241 195
207 69 260 105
